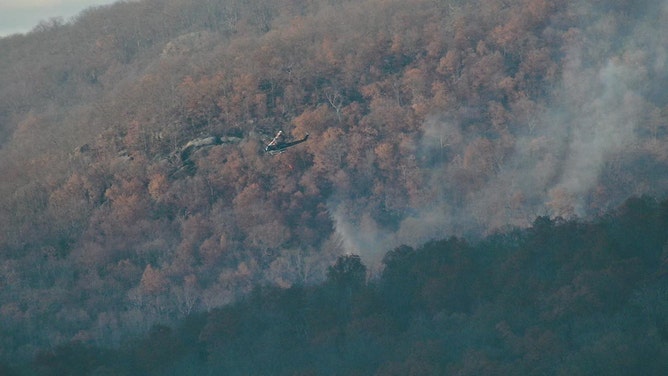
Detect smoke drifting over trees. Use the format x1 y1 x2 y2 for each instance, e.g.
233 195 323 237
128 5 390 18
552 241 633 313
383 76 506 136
328 0 668 262
0 0 667 366
14 196 668 375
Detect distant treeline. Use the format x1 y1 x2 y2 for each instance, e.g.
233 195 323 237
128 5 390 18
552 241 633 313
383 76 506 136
4 195 666 375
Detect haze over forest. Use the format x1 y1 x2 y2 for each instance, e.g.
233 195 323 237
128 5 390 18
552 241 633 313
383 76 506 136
1 0 667 372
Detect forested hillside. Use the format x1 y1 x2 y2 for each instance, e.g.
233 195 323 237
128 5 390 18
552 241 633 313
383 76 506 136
10 196 668 375
1 0 667 366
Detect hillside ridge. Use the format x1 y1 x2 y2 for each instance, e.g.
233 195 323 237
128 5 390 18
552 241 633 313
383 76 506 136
0 0 666 364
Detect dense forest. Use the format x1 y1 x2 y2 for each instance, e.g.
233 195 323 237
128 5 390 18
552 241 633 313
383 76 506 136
7 196 668 375
1 0 667 370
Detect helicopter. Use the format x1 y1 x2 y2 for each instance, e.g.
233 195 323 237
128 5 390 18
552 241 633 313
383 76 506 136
264 131 309 155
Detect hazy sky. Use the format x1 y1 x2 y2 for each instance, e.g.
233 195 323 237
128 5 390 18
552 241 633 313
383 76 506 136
0 0 118 37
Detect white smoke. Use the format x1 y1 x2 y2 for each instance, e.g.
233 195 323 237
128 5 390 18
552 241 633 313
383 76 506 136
328 198 396 265
329 0 668 266
547 59 645 216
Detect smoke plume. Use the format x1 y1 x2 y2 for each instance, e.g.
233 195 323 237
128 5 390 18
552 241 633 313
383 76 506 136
329 0 668 265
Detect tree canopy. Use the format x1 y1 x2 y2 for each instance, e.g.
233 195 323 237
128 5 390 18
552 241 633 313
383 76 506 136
0 0 667 367
11 195 668 375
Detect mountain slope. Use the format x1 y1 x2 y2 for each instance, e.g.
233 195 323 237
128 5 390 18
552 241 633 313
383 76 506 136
0 0 667 363
14 196 668 375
